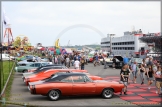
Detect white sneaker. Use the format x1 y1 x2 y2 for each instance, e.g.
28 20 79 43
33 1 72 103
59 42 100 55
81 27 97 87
156 91 158 94
148 87 150 90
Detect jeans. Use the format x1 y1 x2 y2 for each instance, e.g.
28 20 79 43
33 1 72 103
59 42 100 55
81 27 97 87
81 66 84 70
140 72 145 81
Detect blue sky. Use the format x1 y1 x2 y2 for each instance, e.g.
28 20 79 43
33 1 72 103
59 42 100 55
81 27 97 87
1 1 161 46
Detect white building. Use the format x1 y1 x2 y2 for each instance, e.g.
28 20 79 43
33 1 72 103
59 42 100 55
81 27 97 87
101 29 148 58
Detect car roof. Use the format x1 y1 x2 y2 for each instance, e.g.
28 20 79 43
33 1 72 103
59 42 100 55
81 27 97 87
57 72 86 76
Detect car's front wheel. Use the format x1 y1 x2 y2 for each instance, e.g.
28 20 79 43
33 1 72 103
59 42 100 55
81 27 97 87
102 88 114 99
48 90 60 101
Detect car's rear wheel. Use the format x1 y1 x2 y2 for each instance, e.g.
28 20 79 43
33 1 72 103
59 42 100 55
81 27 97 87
48 90 60 101
102 88 114 99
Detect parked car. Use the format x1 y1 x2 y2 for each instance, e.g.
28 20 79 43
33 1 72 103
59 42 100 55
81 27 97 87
24 69 88 85
28 73 124 101
106 56 124 68
1 54 15 61
18 58 50 65
100 55 114 65
15 62 51 73
22 64 67 78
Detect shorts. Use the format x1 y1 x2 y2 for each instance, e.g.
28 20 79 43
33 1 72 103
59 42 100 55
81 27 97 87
156 81 162 89
75 67 79 70
120 81 128 86
132 71 137 78
112 63 115 68
147 77 154 81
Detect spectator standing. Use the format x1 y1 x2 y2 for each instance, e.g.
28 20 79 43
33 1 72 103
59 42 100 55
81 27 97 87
66 56 70 68
33 56 36 62
74 58 80 69
37 56 41 62
80 57 85 70
112 56 116 69
57 55 61 64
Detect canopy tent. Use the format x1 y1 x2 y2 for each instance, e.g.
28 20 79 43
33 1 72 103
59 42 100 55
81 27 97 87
65 48 72 54
48 48 55 51
40 47 45 51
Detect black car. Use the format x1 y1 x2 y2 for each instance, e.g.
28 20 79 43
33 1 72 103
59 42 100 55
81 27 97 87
106 56 124 68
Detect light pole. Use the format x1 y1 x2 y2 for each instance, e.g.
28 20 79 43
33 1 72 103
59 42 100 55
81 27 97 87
109 34 115 55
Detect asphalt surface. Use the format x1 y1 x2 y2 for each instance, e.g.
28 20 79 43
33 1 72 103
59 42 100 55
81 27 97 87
2 63 159 107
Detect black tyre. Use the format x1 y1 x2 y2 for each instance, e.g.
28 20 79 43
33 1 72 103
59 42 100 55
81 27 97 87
102 88 114 99
48 90 60 101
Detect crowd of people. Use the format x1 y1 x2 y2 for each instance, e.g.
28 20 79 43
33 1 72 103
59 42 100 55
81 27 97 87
120 55 162 96
34 50 162 96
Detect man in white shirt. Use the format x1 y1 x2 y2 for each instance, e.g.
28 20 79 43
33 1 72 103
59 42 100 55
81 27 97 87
74 58 80 69
33 56 36 62
37 56 42 62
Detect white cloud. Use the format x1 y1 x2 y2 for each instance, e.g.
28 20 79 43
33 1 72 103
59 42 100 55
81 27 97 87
1 1 160 46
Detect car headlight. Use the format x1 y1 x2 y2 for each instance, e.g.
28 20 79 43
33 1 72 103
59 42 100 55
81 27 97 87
15 67 17 72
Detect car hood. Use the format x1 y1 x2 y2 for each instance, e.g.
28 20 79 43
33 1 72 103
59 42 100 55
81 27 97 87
24 74 37 78
29 80 45 86
23 72 34 77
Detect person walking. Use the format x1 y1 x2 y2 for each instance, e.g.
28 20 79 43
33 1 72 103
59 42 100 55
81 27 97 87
74 58 80 69
146 65 154 89
120 64 130 95
139 64 146 85
131 61 138 83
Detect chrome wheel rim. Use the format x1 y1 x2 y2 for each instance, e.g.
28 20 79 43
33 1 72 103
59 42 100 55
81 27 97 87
49 90 59 100
104 90 112 98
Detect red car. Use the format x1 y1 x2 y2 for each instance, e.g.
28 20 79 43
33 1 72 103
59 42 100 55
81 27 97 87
28 73 124 101
24 69 88 85
24 69 103 86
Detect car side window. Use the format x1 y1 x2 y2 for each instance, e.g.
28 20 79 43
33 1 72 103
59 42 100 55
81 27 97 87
84 76 91 82
61 76 73 83
35 63 41 67
72 76 85 83
30 64 35 67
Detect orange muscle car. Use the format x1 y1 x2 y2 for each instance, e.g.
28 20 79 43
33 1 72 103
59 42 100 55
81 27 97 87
28 73 124 101
24 69 88 85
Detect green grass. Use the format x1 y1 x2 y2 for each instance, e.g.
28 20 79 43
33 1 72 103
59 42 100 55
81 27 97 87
0 61 15 107
1 61 14 89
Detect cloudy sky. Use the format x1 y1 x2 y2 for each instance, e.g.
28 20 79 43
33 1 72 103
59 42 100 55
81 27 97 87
1 1 161 46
